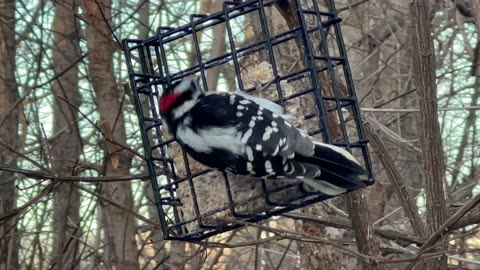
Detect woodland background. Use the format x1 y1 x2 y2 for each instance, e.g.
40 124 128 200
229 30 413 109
0 0 480 269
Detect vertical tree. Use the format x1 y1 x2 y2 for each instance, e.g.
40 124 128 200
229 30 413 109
0 0 19 269
82 0 139 269
51 2 82 269
411 1 447 269
266 1 384 268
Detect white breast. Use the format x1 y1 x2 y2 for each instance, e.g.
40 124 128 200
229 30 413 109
176 119 245 156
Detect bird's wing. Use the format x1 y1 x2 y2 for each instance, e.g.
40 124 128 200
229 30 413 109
230 93 314 160
191 93 312 159
232 91 293 121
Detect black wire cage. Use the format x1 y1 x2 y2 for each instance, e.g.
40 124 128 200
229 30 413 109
123 0 374 241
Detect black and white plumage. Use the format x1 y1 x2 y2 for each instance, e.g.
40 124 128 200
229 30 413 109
159 76 368 196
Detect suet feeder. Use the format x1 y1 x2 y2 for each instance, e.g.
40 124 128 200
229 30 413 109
123 0 374 240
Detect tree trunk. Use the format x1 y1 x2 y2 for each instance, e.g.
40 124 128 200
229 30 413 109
410 1 448 269
264 3 359 269
205 0 226 91
51 2 82 270
82 0 139 269
136 1 172 268
0 0 20 269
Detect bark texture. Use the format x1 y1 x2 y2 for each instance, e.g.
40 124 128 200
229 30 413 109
410 1 448 269
272 1 384 268
269 2 361 269
0 0 20 269
51 2 82 269
83 0 139 269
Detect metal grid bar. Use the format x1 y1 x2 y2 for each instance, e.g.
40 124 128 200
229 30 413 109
123 0 374 241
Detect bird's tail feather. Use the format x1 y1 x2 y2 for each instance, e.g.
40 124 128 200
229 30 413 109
294 142 369 195
300 178 347 196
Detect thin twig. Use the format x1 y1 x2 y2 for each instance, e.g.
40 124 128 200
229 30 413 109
0 165 157 183
223 221 373 264
0 139 53 174
72 183 160 229
337 0 371 13
0 54 87 130
404 194 480 270
57 96 145 160
361 106 480 112
283 212 424 246
275 239 293 270
0 182 58 224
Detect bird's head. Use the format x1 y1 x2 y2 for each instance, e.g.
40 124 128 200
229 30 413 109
159 75 204 127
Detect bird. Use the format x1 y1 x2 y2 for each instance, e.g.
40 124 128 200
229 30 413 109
158 75 369 196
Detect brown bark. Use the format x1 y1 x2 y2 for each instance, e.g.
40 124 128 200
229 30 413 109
453 0 474 18
366 124 426 238
268 1 385 269
82 0 139 269
264 6 349 270
50 2 82 269
137 0 150 39
296 203 356 270
345 191 382 264
360 0 424 230
410 1 448 269
270 2 377 269
0 0 20 269
205 0 226 91
137 1 172 267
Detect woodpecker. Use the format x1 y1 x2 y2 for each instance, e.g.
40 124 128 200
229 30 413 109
159 76 369 196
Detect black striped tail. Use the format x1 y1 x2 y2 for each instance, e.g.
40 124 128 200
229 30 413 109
294 142 369 195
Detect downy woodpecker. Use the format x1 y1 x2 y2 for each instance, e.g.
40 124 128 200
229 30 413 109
159 76 368 196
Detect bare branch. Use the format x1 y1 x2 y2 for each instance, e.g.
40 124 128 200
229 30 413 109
0 165 155 183
404 194 480 270
366 122 426 238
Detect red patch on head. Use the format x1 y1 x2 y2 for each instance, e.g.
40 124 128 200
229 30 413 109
159 93 180 113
